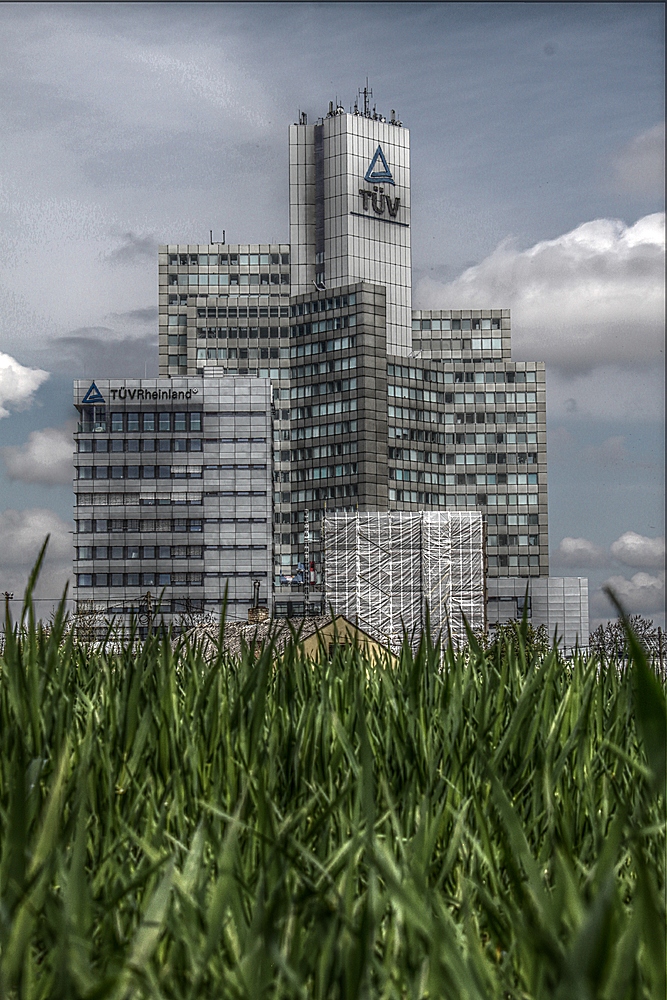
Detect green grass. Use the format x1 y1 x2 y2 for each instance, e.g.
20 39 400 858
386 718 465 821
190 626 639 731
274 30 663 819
0 562 664 998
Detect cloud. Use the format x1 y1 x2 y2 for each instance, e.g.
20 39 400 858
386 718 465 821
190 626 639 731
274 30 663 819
0 352 49 418
554 537 608 568
107 232 159 265
596 571 665 616
415 213 665 373
0 508 73 610
1 423 75 485
43 330 158 378
610 531 665 570
613 123 665 198
112 306 158 323
546 367 664 423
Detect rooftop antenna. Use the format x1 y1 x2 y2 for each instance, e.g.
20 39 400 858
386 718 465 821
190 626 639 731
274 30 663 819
363 78 372 116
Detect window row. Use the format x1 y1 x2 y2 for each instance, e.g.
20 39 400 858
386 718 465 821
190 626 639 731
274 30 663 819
291 357 357 378
88 412 203 433
197 347 279 360
293 463 357 482
387 406 538 426
412 317 502 332
487 535 539 548
78 439 202 453
76 494 203 507
291 398 357 420
77 517 202 532
169 273 289 287
387 490 540 513
289 419 358 441
489 513 540 526
388 448 538 465
204 544 267 551
197 331 284 341
387 365 536 384
291 378 356 400
290 441 357 461
77 572 203 588
488 556 541 568
168 253 289 266
390 468 538 486
291 294 356 316
290 336 357 358
389 428 538 445
196 305 289 319
77 545 202 560
288 484 359 502
291 315 356 338
77 466 203 480
389 385 537 405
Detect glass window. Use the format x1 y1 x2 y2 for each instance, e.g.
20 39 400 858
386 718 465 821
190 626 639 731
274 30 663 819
142 573 155 586
173 439 187 452
111 413 123 432
190 412 202 432
158 413 171 432
126 439 140 453
142 439 155 452
142 466 156 478
127 413 139 432
142 546 156 558
110 546 123 558
158 573 171 586
143 413 155 432
127 466 140 479
94 573 108 587
78 440 93 453
158 439 171 452
77 574 92 587
126 573 140 586
174 413 187 432
127 545 140 559
110 573 124 587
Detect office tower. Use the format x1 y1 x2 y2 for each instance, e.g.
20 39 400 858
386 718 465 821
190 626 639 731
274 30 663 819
153 96 587 641
72 375 273 629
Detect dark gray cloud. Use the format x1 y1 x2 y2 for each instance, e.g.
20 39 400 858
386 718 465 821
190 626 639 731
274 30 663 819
112 306 158 323
107 233 159 264
45 330 158 379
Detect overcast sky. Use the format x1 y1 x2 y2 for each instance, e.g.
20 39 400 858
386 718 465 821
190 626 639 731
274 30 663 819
0 2 664 628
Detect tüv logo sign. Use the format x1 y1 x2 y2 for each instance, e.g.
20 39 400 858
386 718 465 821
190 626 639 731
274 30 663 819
81 381 105 404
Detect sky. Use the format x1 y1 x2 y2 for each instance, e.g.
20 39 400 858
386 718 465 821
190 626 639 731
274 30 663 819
0 2 664 629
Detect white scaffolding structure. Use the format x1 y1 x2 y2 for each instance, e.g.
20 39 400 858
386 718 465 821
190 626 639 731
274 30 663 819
323 511 485 651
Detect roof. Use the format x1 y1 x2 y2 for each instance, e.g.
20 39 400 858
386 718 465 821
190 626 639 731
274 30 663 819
184 614 388 659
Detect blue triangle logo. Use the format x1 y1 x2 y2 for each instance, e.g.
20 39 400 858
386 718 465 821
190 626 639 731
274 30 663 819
364 145 394 185
82 381 105 404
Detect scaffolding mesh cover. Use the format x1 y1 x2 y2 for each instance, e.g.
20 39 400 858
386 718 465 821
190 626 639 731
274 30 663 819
323 511 484 650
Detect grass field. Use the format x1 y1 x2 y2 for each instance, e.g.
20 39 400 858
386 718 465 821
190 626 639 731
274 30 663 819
0 563 665 998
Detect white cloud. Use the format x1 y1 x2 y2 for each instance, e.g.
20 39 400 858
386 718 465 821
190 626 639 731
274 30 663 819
0 508 73 610
0 352 49 418
597 571 665 616
415 213 665 372
613 123 665 198
0 423 75 485
611 531 665 570
554 537 608 567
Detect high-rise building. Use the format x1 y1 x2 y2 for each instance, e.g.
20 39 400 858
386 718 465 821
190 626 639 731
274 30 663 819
152 96 588 641
72 375 273 629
